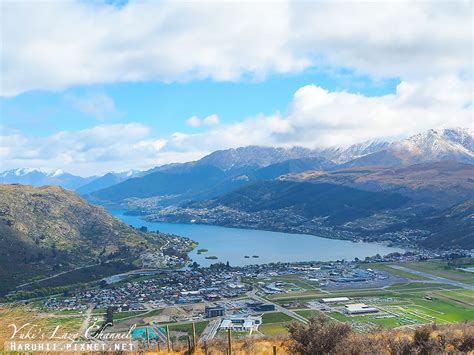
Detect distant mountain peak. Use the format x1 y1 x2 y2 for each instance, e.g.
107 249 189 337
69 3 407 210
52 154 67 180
392 127 474 161
341 127 474 168
196 145 319 170
0 168 96 190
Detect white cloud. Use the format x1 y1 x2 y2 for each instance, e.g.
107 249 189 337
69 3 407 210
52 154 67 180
65 93 116 119
203 114 219 126
186 116 201 127
1 0 471 96
0 123 200 176
164 76 473 151
1 77 471 175
186 114 220 127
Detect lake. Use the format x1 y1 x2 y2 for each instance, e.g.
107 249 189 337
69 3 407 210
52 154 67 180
110 210 406 267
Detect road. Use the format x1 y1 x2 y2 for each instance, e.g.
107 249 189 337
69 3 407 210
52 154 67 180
15 263 101 289
247 290 309 324
79 305 94 337
390 265 474 290
152 325 168 344
199 319 220 342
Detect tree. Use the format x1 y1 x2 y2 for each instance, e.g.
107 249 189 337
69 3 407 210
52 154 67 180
105 307 114 325
287 314 352 355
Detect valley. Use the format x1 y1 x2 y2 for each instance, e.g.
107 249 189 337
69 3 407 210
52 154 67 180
1 127 473 353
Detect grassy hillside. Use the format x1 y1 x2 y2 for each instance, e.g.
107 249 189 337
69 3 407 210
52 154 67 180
0 184 166 295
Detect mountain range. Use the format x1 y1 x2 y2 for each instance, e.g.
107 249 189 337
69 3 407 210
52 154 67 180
2 127 472 195
1 127 473 249
341 128 474 168
0 168 96 190
86 127 474 205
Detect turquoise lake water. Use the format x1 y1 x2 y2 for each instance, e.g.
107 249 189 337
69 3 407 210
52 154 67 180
110 210 406 267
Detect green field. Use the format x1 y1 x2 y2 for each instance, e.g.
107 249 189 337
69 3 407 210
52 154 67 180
386 282 460 292
168 320 209 336
258 312 297 336
400 261 474 285
292 293 474 329
261 279 473 330
262 312 294 323
435 289 474 305
267 273 320 291
295 309 320 319
259 322 289 336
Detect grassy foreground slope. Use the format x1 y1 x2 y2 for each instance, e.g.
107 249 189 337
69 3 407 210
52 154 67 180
0 184 166 294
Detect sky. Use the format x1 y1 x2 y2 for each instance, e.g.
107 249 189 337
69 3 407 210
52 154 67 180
0 0 472 176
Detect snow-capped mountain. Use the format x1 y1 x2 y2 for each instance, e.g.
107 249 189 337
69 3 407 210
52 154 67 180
0 168 96 190
195 146 320 170
318 140 390 164
343 128 474 168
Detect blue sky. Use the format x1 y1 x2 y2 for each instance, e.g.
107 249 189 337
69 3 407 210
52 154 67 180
1 70 399 137
0 0 471 175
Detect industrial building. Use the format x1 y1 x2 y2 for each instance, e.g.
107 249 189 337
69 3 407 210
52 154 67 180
344 303 379 315
320 297 350 304
248 302 276 312
205 306 225 318
219 316 262 332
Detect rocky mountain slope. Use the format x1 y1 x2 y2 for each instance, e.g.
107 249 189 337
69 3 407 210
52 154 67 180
0 184 166 294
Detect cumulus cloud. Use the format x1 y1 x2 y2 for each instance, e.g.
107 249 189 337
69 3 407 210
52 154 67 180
1 76 471 175
203 114 220 126
1 0 471 96
2 76 471 175
164 76 473 151
65 93 116 119
186 114 220 127
186 116 201 127
0 76 473 175
0 123 200 175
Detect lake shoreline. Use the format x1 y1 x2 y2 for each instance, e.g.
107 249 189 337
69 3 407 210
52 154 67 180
111 209 408 267
142 214 411 251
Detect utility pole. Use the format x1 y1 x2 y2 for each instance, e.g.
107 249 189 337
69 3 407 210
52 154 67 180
166 325 171 352
227 328 232 355
192 322 197 353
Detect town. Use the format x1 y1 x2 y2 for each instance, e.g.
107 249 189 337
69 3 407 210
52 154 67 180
36 247 473 345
